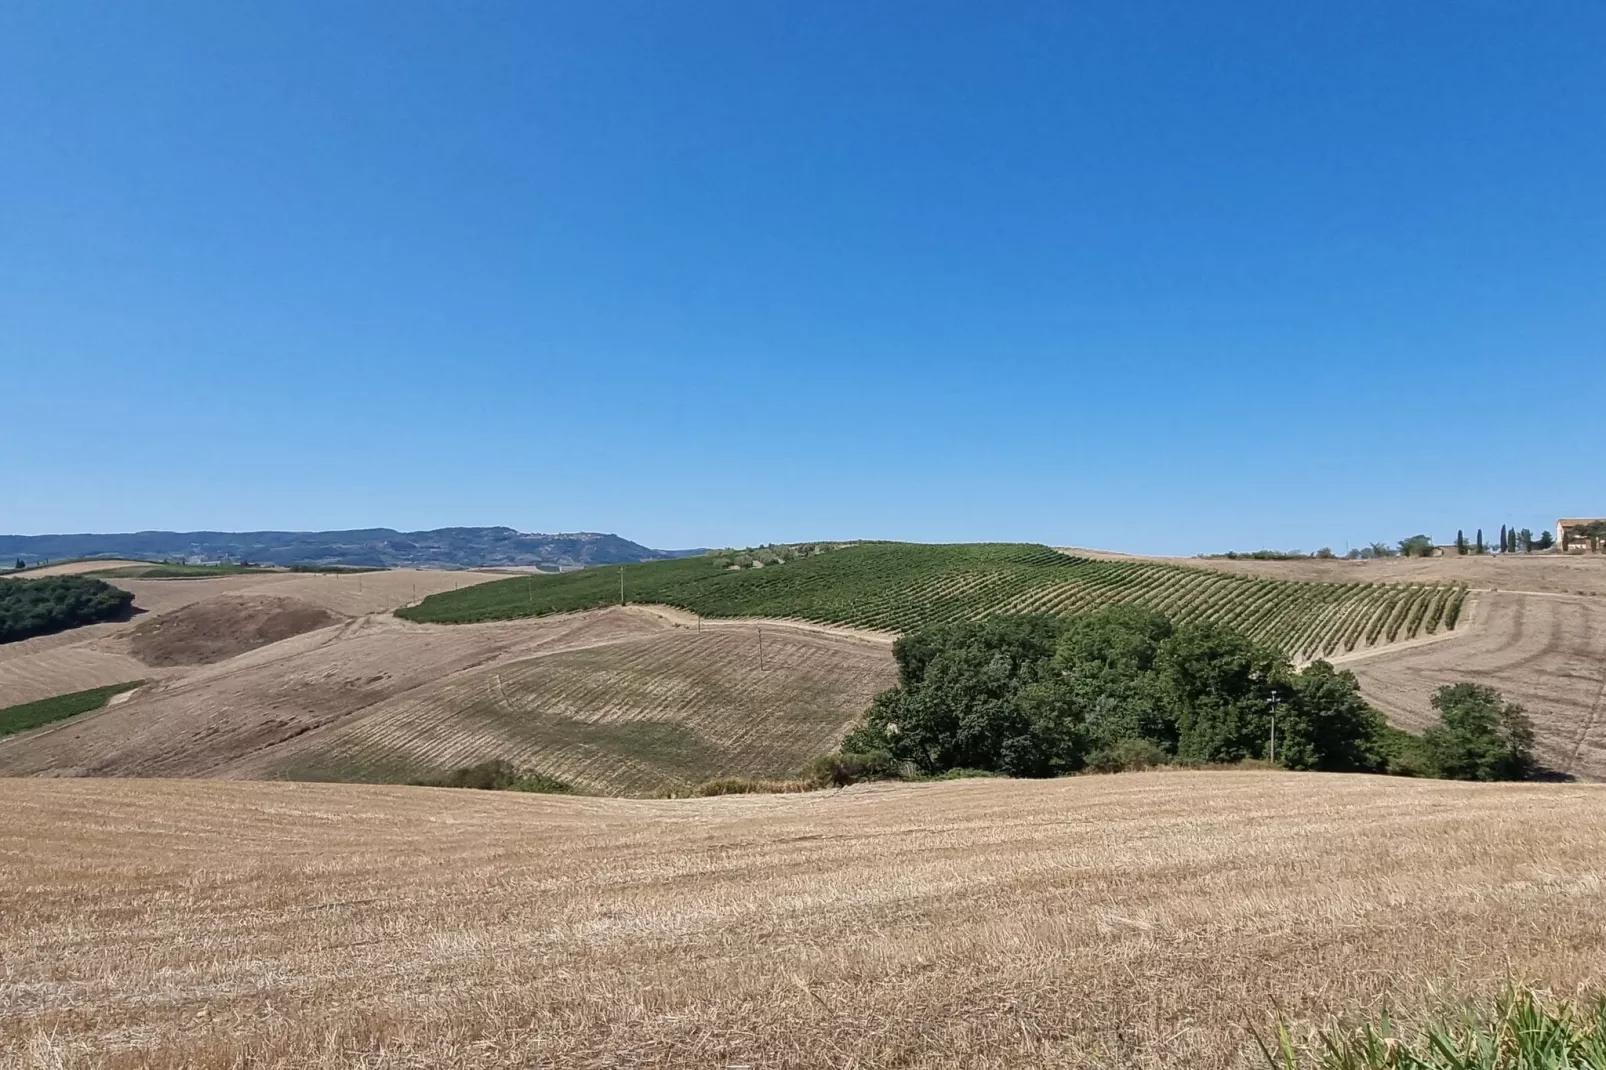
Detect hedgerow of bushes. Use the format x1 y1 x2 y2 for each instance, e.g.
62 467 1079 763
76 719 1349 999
0 575 135 644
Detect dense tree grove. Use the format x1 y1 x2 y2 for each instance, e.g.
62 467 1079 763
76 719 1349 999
0 575 134 643
842 608 1537 782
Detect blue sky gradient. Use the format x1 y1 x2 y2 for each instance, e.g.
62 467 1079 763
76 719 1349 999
3 2 1601 553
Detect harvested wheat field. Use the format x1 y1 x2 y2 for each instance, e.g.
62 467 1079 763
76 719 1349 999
4 560 153 578
1345 590 1606 780
3 772 1603 1069
251 622 897 792
0 608 892 790
0 569 503 709
1068 546 1606 598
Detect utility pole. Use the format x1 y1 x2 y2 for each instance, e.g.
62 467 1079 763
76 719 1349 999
1268 691 1280 765
758 626 764 670
620 566 625 606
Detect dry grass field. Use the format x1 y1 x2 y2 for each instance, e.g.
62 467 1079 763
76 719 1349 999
1064 546 1606 598
0 569 501 709
1345 590 1606 779
253 623 896 792
3 771 1604 1069
0 606 893 792
6 559 154 577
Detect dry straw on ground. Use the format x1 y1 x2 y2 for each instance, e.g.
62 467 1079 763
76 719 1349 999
4 771 1603 1069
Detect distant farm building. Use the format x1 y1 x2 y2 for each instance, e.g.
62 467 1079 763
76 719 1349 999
1557 518 1606 553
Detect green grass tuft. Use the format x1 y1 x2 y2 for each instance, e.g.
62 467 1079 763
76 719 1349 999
1259 987 1606 1069
0 681 145 738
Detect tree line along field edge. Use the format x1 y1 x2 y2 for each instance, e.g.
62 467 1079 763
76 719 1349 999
398 542 1467 660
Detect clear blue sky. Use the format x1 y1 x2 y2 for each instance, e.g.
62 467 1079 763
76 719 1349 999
3 3 1601 553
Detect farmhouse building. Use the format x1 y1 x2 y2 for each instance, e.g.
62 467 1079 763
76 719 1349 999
1557 518 1606 553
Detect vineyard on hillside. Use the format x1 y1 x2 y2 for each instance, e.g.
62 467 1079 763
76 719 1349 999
401 543 1468 660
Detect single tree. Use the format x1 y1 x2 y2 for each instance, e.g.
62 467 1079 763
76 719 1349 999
1475 529 1485 554
1421 683 1536 781
1455 530 1468 556
1499 525 1508 554
1518 528 1533 553
1398 534 1434 558
1538 530 1555 550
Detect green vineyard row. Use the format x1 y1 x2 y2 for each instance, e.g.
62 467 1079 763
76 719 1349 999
400 543 1466 659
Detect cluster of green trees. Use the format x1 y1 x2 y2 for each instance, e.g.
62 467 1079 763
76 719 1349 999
1454 527 1554 554
0 575 136 644
841 607 1535 782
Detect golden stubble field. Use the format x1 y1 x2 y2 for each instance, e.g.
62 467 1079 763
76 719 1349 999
0 568 503 709
4 772 1604 1069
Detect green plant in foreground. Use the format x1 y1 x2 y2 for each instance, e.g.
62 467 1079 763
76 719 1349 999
1259 988 1606 1069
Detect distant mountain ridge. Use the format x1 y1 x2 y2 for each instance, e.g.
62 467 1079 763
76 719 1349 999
0 528 702 570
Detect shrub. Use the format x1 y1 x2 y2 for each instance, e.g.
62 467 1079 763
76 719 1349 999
805 750 900 787
413 760 575 793
930 767 998 780
1086 737 1169 773
690 777 815 796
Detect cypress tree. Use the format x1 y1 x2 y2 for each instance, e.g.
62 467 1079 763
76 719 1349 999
1499 525 1507 554
1476 529 1485 554
1456 530 1468 555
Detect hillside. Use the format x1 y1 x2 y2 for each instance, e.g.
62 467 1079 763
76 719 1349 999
1078 545 1606 598
5 772 1603 1067
4 541 1602 787
1343 590 1606 778
0 589 893 793
0 567 502 709
401 542 1467 661
0 527 698 570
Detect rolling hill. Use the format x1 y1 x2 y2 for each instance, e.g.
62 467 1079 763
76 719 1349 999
400 541 1468 661
0 570 893 793
3 540 1603 787
0 527 700 570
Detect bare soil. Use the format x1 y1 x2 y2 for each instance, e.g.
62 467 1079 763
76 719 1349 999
127 595 341 666
3 772 1603 1069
